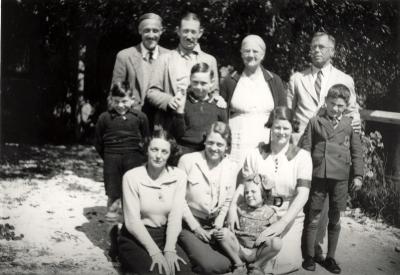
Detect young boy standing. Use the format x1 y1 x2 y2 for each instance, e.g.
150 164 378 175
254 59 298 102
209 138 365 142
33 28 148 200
300 84 363 274
95 82 150 221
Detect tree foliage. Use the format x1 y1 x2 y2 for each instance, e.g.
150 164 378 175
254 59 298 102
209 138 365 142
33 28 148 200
2 0 399 143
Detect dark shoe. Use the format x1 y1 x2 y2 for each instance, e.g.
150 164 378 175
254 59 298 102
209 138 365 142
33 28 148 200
302 256 316 271
314 254 325 265
323 257 341 274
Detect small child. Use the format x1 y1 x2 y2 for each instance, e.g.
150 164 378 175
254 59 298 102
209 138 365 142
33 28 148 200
301 84 363 274
94 82 150 221
171 62 227 154
213 174 282 275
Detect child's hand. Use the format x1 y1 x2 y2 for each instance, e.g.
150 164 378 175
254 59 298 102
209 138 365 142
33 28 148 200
352 177 363 192
212 228 225 241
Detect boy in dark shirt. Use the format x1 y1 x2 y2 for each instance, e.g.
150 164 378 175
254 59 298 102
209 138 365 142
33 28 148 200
95 82 150 221
300 84 363 274
172 62 227 154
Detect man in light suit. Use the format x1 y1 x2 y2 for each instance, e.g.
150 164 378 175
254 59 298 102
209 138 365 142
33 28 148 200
288 32 360 143
111 13 169 111
146 12 220 130
287 32 360 264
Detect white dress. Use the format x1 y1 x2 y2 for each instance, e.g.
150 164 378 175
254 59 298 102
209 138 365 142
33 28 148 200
242 144 313 274
229 69 274 165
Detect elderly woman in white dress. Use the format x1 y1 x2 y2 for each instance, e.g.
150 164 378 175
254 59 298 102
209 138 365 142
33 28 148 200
220 34 287 165
228 107 312 274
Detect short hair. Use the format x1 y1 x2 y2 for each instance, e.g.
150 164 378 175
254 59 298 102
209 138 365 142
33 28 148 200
242 175 272 204
138 13 162 31
110 81 134 98
326 84 351 104
204 121 232 153
312 32 336 48
265 106 300 133
180 12 201 27
146 126 181 167
190 62 214 81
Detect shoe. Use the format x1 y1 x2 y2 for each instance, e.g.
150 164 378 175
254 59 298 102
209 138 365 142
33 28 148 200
323 257 341 274
232 263 247 275
247 263 264 275
314 254 325 265
302 256 316 271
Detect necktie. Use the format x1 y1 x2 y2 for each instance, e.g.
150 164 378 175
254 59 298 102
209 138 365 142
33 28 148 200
148 51 153 64
330 116 339 128
315 70 323 100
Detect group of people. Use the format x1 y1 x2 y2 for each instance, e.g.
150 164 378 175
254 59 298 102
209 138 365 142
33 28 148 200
94 11 364 275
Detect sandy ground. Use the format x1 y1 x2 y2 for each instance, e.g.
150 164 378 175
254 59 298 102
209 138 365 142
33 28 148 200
0 144 399 275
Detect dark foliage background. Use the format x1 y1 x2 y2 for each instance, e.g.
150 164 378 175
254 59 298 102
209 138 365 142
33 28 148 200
2 0 399 143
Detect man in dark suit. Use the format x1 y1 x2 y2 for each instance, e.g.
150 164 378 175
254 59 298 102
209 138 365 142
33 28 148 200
111 13 170 110
300 84 363 274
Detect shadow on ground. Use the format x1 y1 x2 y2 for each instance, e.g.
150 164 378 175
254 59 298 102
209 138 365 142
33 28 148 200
76 206 123 274
0 144 103 181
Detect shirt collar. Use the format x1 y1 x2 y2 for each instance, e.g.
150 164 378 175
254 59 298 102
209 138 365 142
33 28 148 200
140 43 159 61
178 44 201 57
188 93 210 103
109 108 135 118
311 62 332 77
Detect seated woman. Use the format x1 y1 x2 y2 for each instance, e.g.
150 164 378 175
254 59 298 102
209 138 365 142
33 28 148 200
213 174 282 275
177 122 239 274
172 62 227 154
118 127 189 275
228 106 312 274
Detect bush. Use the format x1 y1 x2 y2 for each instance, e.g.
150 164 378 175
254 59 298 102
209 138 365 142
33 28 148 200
350 130 400 227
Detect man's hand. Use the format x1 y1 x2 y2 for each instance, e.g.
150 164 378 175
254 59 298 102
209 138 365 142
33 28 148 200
168 97 180 111
352 177 363 192
213 95 227 109
351 117 362 133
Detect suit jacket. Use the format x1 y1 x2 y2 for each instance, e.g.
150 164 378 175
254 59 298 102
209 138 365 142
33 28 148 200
220 66 287 117
146 47 219 128
300 111 363 180
111 44 170 107
287 65 359 133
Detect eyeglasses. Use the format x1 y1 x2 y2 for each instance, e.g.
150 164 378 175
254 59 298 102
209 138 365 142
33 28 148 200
310 45 332 52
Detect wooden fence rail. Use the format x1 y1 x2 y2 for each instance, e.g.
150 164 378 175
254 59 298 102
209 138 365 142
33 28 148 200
361 109 400 125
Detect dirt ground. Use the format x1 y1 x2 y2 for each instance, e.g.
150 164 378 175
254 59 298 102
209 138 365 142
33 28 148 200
0 144 399 275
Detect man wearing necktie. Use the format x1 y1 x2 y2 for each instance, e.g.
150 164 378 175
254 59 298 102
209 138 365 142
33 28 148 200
287 32 361 266
147 12 221 131
111 13 170 112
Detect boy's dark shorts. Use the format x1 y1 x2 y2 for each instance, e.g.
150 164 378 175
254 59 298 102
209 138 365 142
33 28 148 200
103 151 146 199
309 178 348 212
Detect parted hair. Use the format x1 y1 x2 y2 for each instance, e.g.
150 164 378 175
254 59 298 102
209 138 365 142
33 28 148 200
146 125 181 167
190 62 214 80
180 12 201 26
326 84 351 104
265 106 300 133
